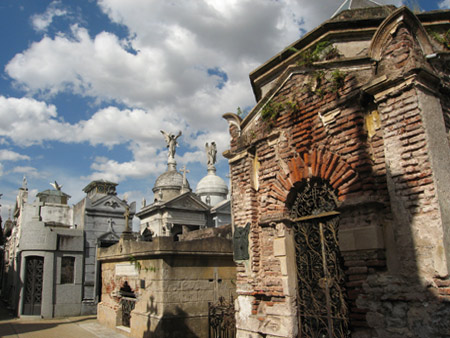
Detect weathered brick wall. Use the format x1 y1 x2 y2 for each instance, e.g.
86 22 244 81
227 7 450 338
230 67 392 337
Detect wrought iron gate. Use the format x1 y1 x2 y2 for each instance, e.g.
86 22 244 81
208 296 235 338
289 178 350 338
121 297 136 327
23 256 44 315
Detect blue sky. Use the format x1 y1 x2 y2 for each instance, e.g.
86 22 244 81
0 0 446 226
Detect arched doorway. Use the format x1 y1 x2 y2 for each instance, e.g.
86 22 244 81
287 177 350 337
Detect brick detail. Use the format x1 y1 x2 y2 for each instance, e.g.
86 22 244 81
271 148 358 205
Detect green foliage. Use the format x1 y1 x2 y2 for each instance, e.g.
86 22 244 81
330 70 346 93
304 69 347 97
293 41 339 67
261 100 284 124
236 106 244 117
128 255 157 273
428 29 450 50
260 98 298 129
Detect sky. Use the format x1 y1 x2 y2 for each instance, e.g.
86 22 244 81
0 0 446 228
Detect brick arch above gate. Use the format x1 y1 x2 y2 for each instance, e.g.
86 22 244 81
269 148 358 207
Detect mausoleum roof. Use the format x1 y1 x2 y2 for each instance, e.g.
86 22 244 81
196 170 228 197
37 189 71 204
154 169 188 191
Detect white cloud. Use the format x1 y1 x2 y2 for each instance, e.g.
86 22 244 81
0 149 30 161
0 96 72 146
3 0 408 185
31 1 68 32
439 0 450 9
12 166 40 178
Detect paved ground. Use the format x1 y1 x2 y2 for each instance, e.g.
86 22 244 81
0 302 128 338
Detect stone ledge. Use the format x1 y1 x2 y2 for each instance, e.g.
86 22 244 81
97 236 233 261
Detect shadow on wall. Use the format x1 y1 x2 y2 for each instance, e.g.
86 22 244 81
356 164 450 338
143 306 198 338
1 258 22 317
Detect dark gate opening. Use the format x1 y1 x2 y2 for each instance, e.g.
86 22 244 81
208 296 235 338
23 256 44 316
287 177 350 338
119 281 136 328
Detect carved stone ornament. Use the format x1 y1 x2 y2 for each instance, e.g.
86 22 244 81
104 201 120 209
233 223 250 260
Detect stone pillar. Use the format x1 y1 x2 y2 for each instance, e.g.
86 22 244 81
368 74 450 279
361 73 450 336
416 83 450 275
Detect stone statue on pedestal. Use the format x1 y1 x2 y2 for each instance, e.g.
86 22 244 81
205 141 217 167
161 130 182 160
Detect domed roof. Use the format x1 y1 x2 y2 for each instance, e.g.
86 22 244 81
196 173 228 194
154 170 184 190
152 166 190 202
196 169 228 206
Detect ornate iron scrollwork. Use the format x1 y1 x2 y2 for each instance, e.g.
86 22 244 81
208 296 235 338
121 297 136 327
289 177 338 219
289 178 350 338
23 256 44 315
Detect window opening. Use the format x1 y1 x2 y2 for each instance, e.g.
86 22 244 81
61 256 75 284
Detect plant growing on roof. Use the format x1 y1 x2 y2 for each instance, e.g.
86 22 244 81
290 40 339 67
260 98 298 130
304 69 347 97
428 28 450 50
330 70 346 93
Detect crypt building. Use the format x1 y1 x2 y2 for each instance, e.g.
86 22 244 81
1 179 135 317
136 132 230 239
224 3 450 338
96 133 234 337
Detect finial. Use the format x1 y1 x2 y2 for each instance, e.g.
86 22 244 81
22 176 28 190
181 165 190 191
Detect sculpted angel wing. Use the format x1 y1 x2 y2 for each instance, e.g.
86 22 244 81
50 181 62 191
160 130 170 144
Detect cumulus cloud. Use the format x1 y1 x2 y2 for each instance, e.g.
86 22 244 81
439 0 450 9
3 0 407 185
88 156 164 182
0 96 73 146
0 150 30 161
31 1 68 32
12 166 40 178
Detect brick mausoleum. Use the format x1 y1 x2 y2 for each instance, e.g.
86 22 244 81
224 4 450 338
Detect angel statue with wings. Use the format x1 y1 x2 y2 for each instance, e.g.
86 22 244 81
205 141 217 167
160 130 182 159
